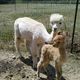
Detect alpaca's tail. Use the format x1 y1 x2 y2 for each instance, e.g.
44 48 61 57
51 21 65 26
14 23 21 38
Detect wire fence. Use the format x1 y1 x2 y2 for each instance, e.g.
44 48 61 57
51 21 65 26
0 0 80 53
0 0 80 4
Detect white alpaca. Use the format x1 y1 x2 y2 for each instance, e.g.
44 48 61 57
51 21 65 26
50 13 66 31
14 14 65 68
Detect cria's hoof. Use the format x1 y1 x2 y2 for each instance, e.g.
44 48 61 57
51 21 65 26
19 56 26 62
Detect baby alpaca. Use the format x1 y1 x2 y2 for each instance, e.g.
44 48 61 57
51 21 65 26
37 32 66 80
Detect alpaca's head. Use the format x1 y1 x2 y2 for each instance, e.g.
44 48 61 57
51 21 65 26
52 32 65 47
50 13 66 32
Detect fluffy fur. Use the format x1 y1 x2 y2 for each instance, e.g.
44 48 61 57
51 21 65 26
37 32 66 80
14 14 65 68
50 13 66 31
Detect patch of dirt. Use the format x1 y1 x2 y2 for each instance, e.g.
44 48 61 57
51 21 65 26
0 50 80 80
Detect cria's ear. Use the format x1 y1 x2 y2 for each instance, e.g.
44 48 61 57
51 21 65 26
57 31 62 35
63 31 68 37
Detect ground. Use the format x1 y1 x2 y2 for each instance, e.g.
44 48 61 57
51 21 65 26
0 50 80 80
0 3 80 80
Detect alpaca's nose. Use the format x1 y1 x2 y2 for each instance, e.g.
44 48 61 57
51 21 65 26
54 28 57 32
52 24 57 31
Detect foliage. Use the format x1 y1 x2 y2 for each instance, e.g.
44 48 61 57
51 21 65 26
0 0 15 4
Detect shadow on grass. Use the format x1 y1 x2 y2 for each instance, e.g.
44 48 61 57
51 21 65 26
20 56 66 80
19 56 33 67
38 75 66 80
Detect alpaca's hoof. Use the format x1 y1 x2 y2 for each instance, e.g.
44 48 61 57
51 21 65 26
33 64 37 70
19 56 24 60
33 66 37 71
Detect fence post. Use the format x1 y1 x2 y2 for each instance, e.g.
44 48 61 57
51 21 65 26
14 0 16 11
71 0 79 53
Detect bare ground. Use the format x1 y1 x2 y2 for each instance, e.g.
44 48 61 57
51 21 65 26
0 50 80 80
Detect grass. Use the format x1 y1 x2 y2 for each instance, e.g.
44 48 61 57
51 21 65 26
0 3 80 50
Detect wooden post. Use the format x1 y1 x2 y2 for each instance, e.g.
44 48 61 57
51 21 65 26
14 0 16 11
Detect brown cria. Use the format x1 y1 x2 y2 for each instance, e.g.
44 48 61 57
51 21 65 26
37 32 66 80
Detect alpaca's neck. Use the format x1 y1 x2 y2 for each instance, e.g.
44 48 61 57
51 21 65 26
42 29 54 43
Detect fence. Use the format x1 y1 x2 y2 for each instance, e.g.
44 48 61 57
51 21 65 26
0 0 80 53
0 0 80 4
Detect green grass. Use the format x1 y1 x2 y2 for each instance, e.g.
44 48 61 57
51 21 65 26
0 3 80 50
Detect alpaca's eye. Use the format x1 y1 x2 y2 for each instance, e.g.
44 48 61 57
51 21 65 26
59 22 61 24
51 22 54 25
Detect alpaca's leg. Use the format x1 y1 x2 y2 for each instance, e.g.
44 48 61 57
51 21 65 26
30 41 38 69
36 46 40 59
26 40 31 54
32 54 37 69
55 61 62 80
15 37 22 58
38 44 43 60
36 45 41 62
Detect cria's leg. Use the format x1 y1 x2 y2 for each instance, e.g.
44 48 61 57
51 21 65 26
37 58 49 77
37 60 43 77
37 64 41 77
55 61 62 80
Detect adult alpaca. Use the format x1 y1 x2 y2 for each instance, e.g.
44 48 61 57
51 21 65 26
50 13 66 31
14 14 65 68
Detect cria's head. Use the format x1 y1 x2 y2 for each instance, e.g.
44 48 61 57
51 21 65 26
53 31 65 47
